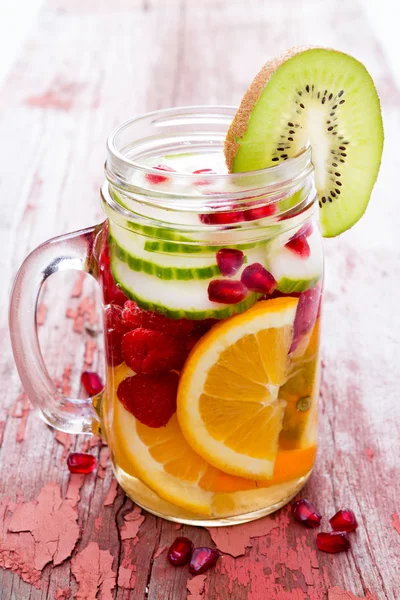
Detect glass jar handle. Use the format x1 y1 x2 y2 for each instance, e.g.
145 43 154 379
9 224 103 434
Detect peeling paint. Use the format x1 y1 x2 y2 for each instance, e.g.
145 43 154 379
37 303 48 326
117 557 137 590
71 273 85 298
55 364 73 397
66 296 98 334
0 484 79 587
12 391 31 443
104 478 118 506
214 507 330 599
55 430 73 460
0 420 5 447
328 587 378 600
66 474 86 508
153 544 168 559
71 542 115 600
392 512 400 536
186 574 207 599
54 588 71 599
120 505 145 544
97 446 110 479
207 514 279 557
25 78 84 111
365 447 374 462
84 338 97 367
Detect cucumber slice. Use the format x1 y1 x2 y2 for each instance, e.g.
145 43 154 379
266 227 323 293
143 239 260 254
111 237 222 281
110 256 259 319
109 222 224 281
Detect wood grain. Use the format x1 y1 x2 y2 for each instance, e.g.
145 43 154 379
0 0 399 598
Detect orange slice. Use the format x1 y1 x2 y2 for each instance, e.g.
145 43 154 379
110 362 315 517
177 297 298 480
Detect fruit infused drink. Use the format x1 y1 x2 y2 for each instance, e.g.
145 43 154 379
99 140 323 524
10 47 383 527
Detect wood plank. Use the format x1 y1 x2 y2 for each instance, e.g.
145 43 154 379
0 0 399 598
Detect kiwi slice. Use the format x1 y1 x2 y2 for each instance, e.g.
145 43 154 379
225 47 384 237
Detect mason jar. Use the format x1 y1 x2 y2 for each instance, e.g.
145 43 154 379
9 107 323 526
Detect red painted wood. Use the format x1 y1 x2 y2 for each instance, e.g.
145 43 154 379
0 0 399 598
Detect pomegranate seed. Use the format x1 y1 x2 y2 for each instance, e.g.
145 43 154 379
293 222 313 239
145 164 176 184
81 371 103 396
241 263 276 295
244 203 277 221
189 547 220 575
329 509 358 532
285 235 310 258
193 168 216 186
216 248 244 276
316 531 350 553
208 280 247 304
290 284 321 353
200 211 243 225
167 537 194 566
67 452 96 474
292 499 322 528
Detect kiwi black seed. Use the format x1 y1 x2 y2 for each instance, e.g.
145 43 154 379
225 47 384 237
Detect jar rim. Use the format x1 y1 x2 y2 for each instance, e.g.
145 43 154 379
103 106 316 238
105 105 313 187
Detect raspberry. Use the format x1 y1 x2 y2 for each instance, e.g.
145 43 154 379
105 328 124 366
121 328 185 374
117 372 178 427
193 318 218 336
122 301 194 338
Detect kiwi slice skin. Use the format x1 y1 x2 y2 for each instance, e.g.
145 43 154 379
225 47 384 238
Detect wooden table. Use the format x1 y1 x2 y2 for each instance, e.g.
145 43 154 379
1 1 399 598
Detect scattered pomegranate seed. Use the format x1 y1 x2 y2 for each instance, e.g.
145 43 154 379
117 372 178 428
292 499 322 528
285 235 311 258
67 452 97 474
216 248 244 277
193 168 216 186
167 537 194 566
208 280 247 304
145 164 176 184
244 203 277 221
200 211 243 225
121 328 185 375
241 263 277 295
316 531 351 553
189 547 220 575
81 371 103 396
329 509 358 532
